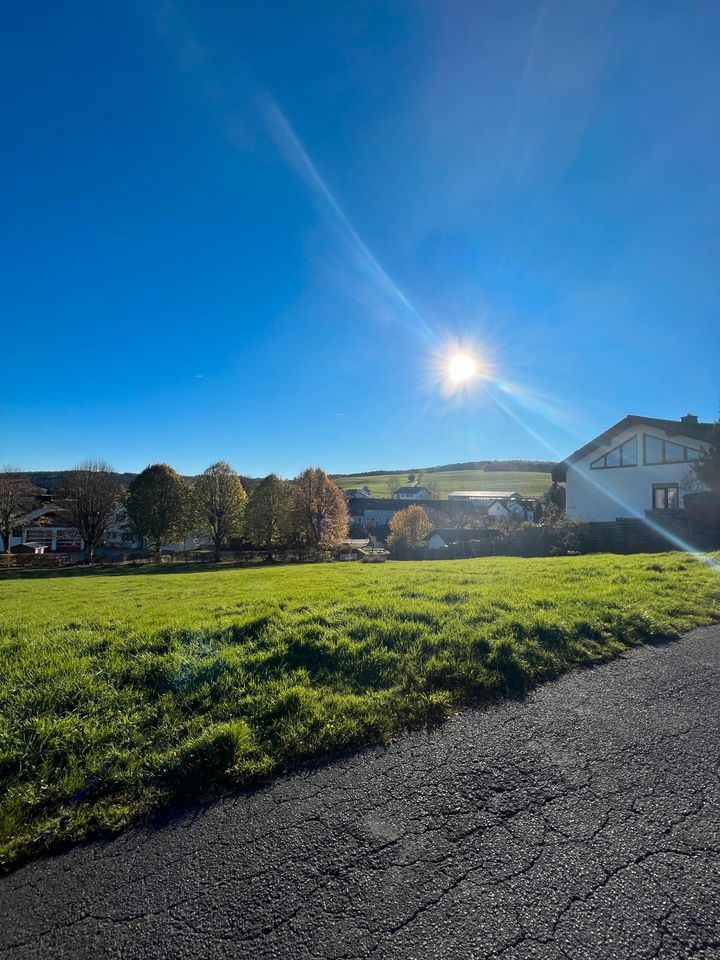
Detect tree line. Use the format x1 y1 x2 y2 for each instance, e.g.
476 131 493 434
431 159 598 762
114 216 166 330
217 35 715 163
331 459 556 479
0 461 350 563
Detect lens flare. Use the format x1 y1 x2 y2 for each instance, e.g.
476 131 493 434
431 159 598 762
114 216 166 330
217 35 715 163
448 353 478 384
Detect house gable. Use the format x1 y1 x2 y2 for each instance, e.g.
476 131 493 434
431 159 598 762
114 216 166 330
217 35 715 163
559 415 712 522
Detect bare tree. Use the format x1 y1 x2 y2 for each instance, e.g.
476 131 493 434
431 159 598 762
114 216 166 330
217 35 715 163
0 468 38 555
193 461 247 562
61 459 125 563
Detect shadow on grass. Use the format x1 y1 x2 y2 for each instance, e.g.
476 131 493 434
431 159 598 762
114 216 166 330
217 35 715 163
1 626 693 876
0 560 300 582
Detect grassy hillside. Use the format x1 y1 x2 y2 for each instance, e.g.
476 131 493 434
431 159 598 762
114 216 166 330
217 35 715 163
1 553 719 870
335 468 552 498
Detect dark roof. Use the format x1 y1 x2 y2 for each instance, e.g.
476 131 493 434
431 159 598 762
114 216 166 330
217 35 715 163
394 485 432 495
348 497 400 515
349 498 504 517
553 415 714 482
427 528 500 543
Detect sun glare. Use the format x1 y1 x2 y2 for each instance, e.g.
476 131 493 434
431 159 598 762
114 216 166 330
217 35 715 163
448 352 478 384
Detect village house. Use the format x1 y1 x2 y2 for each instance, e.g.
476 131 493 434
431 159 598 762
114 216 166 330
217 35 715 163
392 485 433 501
447 490 536 521
553 414 713 522
345 486 371 499
1 504 84 553
347 492 537 531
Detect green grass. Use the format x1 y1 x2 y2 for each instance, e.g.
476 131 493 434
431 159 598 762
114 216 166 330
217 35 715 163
1 553 719 870
334 469 552 499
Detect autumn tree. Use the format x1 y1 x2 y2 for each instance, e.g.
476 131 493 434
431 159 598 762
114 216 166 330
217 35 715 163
0 469 37 554
193 461 247 562
61 459 125 563
291 468 349 554
387 504 432 552
245 473 292 559
126 463 192 554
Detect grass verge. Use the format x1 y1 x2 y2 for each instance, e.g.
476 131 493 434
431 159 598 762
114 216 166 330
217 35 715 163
1 551 719 871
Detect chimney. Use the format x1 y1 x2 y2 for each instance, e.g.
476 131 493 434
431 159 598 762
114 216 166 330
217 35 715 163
681 413 699 424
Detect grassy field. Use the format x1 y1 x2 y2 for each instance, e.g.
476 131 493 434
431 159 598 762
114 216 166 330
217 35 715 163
334 469 552 498
1 553 719 870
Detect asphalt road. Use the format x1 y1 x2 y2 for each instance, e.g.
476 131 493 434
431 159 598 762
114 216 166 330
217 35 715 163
2 625 719 960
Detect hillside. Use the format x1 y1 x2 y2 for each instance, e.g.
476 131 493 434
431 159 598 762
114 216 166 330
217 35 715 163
12 461 554 501
334 467 553 499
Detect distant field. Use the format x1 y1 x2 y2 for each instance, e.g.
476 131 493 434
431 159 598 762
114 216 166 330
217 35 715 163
1 553 718 870
335 469 552 498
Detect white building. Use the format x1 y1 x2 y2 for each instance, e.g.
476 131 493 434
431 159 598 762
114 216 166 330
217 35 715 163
555 414 712 522
447 491 534 521
448 490 523 502
392 485 433 501
345 486 371 499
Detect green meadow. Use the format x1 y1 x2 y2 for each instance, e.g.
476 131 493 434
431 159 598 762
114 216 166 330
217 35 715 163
334 468 551 498
1 553 719 870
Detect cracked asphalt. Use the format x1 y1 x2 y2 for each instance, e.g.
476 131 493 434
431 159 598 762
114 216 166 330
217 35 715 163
2 625 719 960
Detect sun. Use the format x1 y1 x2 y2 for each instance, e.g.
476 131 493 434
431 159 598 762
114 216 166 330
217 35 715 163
448 352 478 384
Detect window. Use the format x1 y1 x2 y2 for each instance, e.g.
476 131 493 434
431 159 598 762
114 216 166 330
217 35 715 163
652 484 680 510
25 527 54 546
644 436 663 464
590 435 638 469
56 530 82 548
643 434 703 465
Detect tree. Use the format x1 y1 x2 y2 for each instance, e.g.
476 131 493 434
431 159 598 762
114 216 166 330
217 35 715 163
544 481 566 512
691 422 720 493
61 460 125 564
193 461 247 562
291 468 349 554
245 474 292 558
126 463 192 555
0 469 37 555
387 504 432 552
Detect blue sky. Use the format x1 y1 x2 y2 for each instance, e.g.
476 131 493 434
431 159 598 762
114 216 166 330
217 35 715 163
2 1 719 477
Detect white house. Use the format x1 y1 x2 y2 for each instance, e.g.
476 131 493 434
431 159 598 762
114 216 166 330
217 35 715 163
392 485 433 501
448 491 535 521
554 414 713 522
487 499 526 520
345 486 371 499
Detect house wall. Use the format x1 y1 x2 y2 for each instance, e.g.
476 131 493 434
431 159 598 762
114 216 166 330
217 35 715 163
566 425 707 522
356 508 397 526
